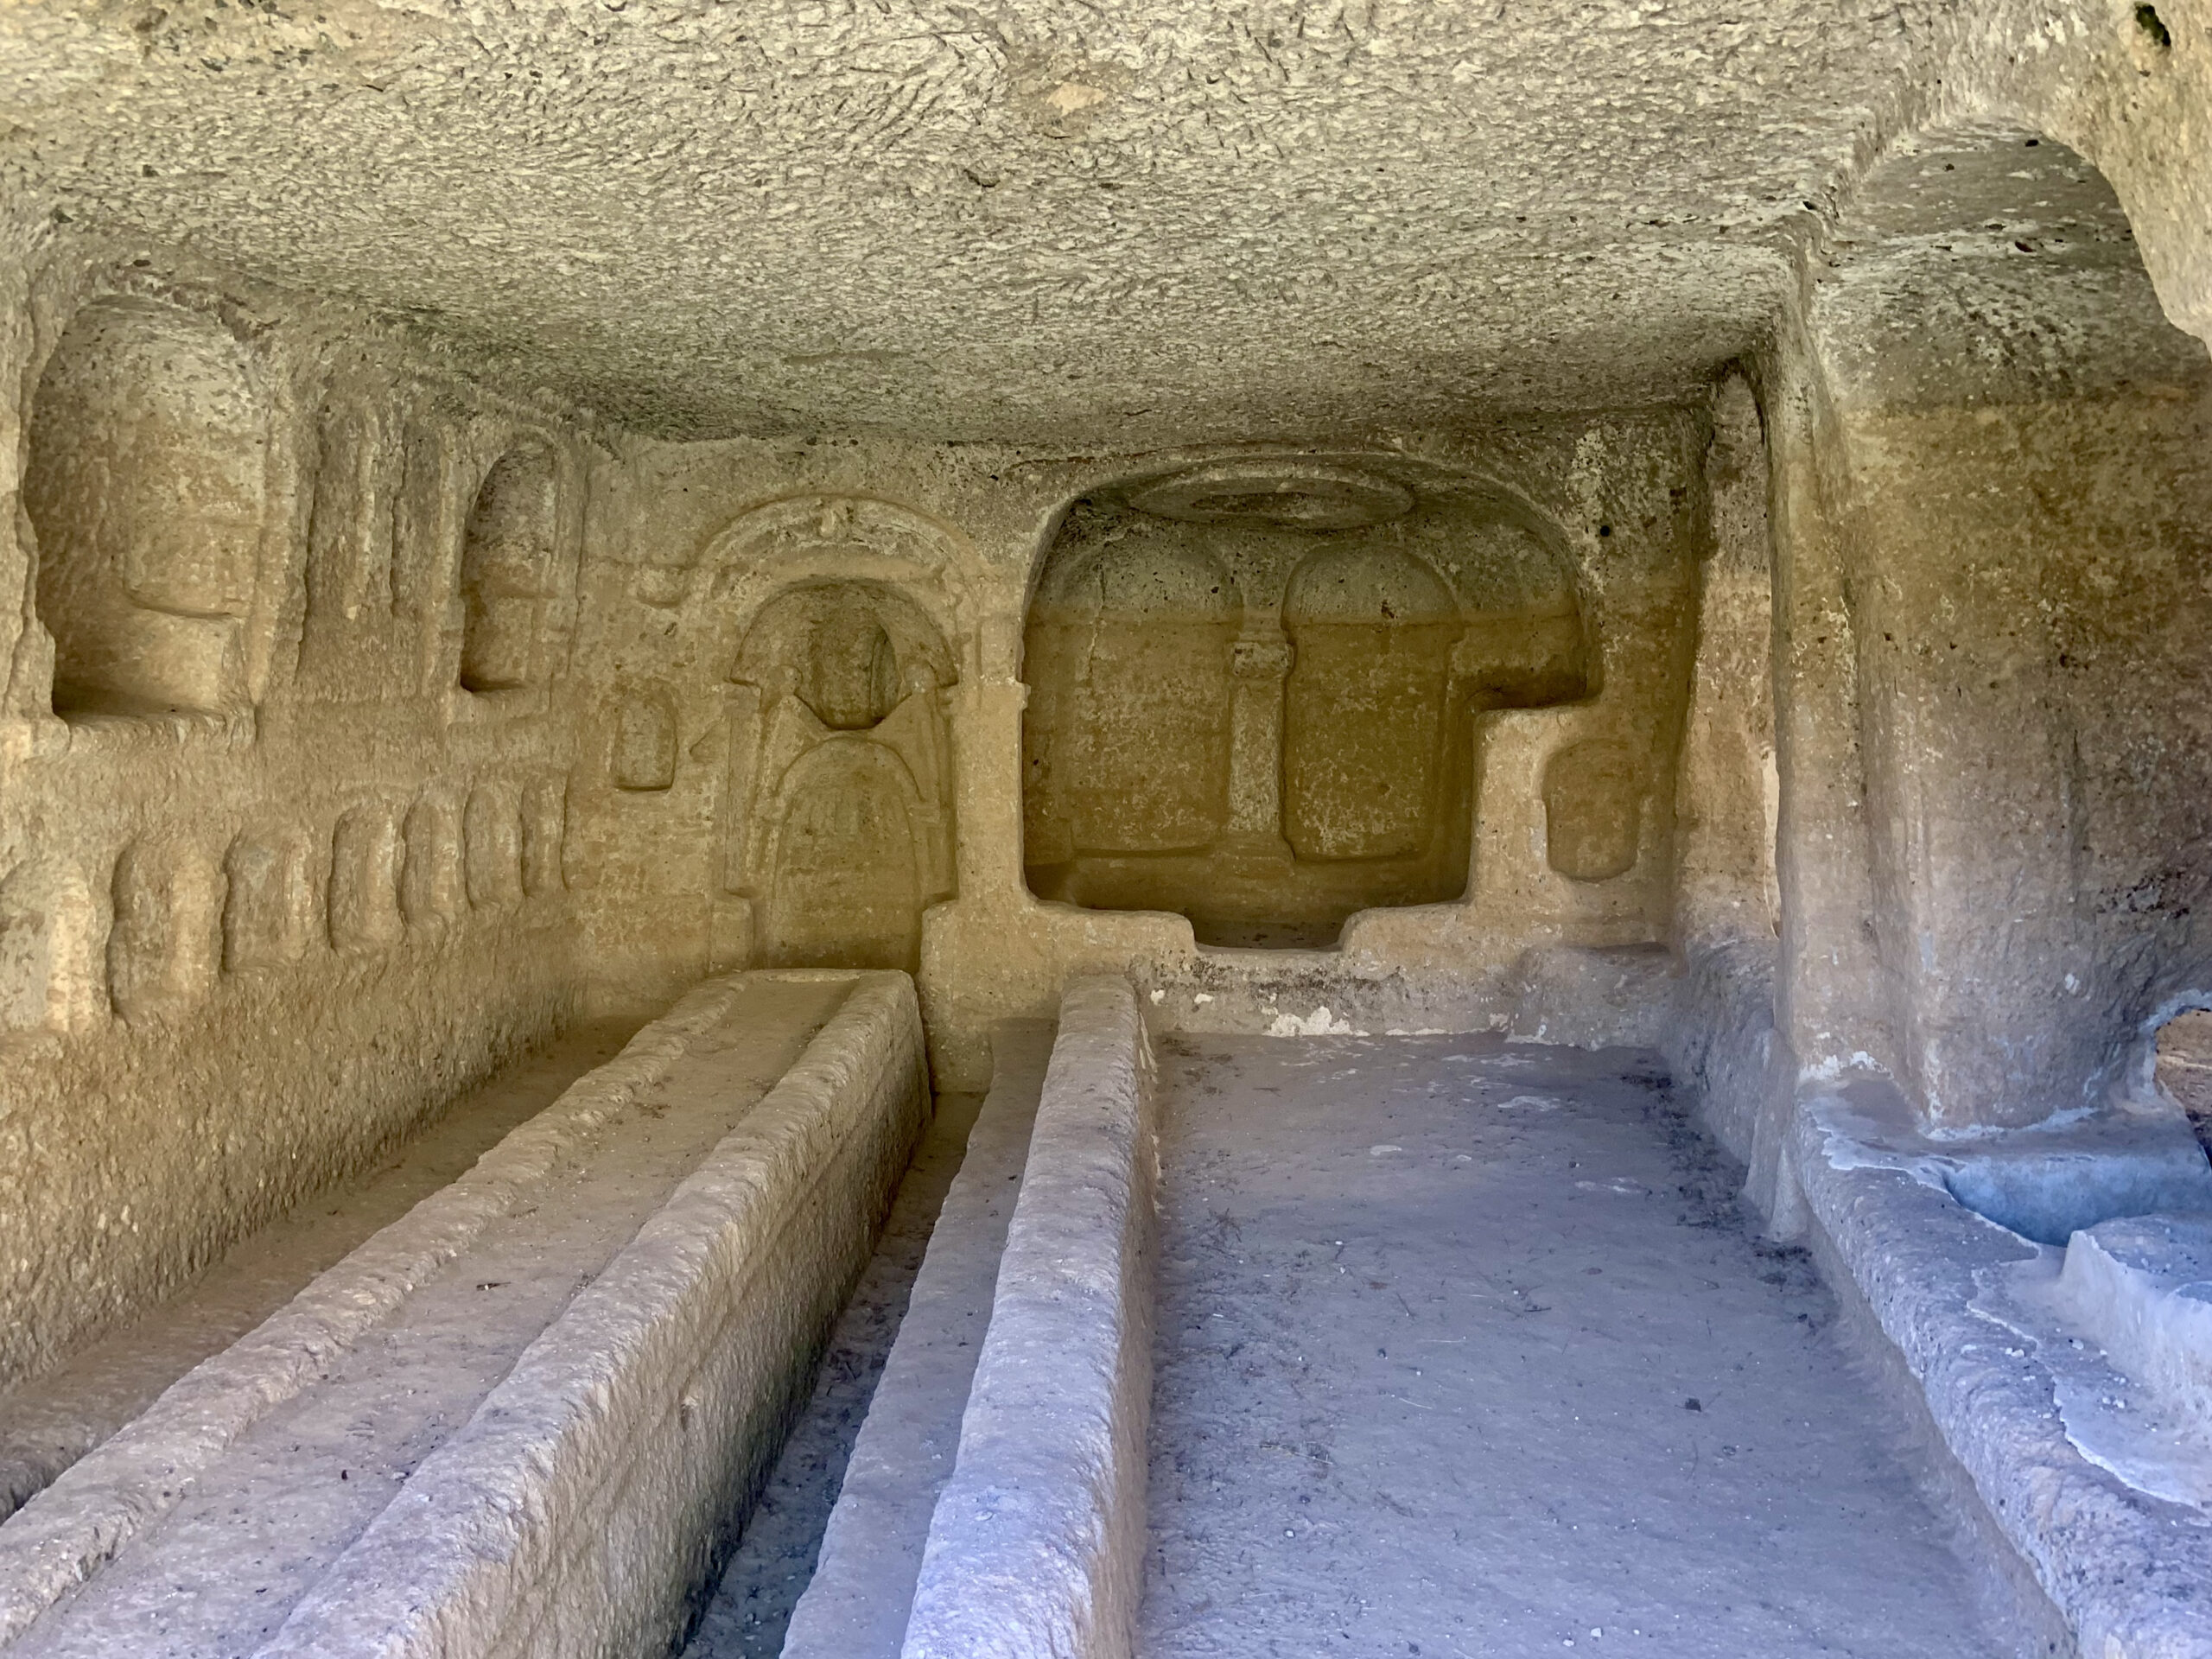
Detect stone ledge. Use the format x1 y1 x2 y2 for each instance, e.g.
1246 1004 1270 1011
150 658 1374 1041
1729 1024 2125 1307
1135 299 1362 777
783 1019 1054 1659
0 976 749 1650
1792 1101 2212 1659
251 969 929 1659
901 976 1158 1659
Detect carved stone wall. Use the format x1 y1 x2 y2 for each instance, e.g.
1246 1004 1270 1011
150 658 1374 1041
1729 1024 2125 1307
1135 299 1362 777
23 296 269 717
571 425 1702 1084
0 240 594 1392
728 582 957 973
1023 462 1591 946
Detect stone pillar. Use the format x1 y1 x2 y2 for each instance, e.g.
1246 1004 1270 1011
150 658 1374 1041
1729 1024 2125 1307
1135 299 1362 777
1671 371 1778 955
1220 626 1294 866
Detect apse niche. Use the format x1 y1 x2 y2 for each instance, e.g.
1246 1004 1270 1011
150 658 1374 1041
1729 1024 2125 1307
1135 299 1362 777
724 582 957 973
1024 460 1588 947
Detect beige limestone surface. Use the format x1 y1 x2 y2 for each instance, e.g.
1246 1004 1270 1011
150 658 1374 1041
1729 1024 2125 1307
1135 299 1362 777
0 1016 643 1524
2 4 2212 1652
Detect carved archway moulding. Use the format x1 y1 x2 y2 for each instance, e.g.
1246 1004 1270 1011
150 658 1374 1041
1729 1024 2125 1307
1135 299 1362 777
653 493 993 684
1015 448 1592 624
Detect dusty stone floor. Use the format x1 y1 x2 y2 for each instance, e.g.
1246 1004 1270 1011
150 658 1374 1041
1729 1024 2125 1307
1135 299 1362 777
681 1089 987 1659
0 1017 645 1523
1141 1034 2018 1659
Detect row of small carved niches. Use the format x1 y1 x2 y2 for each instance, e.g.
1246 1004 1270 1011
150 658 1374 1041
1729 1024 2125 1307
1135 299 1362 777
0 777 570 1039
14 283 583 736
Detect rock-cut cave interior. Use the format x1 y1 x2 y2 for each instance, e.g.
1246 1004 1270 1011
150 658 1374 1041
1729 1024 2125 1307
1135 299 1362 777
3 3 2212 1656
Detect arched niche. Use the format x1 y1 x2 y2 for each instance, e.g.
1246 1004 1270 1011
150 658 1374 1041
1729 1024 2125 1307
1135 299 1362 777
734 582 956 729
109 839 221 1017
327 806 404 954
759 741 931 972
1020 461 1586 946
1281 544 1459 861
23 296 270 717
727 580 957 971
458 442 560 693
223 833 316 972
1023 529 1241 866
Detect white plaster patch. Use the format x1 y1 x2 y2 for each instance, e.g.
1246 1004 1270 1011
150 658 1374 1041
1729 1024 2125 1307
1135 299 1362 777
1498 1094 1564 1112
1268 1006 1357 1038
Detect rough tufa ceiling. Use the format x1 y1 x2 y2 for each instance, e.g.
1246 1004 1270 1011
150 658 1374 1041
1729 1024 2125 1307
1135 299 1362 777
1 1 1951 442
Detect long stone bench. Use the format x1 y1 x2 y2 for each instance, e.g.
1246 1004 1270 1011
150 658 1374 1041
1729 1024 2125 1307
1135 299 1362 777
779 1020 1056 1659
1791 1088 2212 1659
0 969 929 1659
900 976 1159 1659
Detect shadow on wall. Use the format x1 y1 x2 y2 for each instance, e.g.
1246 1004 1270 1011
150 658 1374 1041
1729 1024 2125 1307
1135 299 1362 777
1022 458 1589 948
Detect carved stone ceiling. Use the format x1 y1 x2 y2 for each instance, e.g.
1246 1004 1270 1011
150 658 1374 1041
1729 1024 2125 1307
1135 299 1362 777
0 1 1948 442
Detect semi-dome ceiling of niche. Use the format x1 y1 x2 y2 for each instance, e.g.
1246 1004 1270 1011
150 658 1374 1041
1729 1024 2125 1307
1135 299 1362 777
1 1 1950 442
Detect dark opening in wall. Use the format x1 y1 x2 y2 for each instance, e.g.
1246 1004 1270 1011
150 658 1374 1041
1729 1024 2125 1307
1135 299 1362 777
23 296 269 718
458 443 558 693
1022 460 1588 948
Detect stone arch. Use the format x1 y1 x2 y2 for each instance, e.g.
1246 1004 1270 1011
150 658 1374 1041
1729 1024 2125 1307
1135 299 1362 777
733 582 957 726
1019 458 1592 944
23 296 270 717
1280 544 1459 862
695 494 986 681
458 442 560 692
757 740 931 973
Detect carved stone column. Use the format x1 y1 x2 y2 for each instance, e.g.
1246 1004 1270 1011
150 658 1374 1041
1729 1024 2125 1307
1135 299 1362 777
1222 626 1294 866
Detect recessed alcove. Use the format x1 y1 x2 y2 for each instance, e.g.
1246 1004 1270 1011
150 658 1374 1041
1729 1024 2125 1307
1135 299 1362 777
728 581 957 972
1022 461 1589 947
457 443 559 694
22 296 268 718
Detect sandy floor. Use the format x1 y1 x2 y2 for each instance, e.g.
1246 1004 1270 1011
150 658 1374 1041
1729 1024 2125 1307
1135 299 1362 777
1140 1033 2016 1659
0 1016 645 1522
